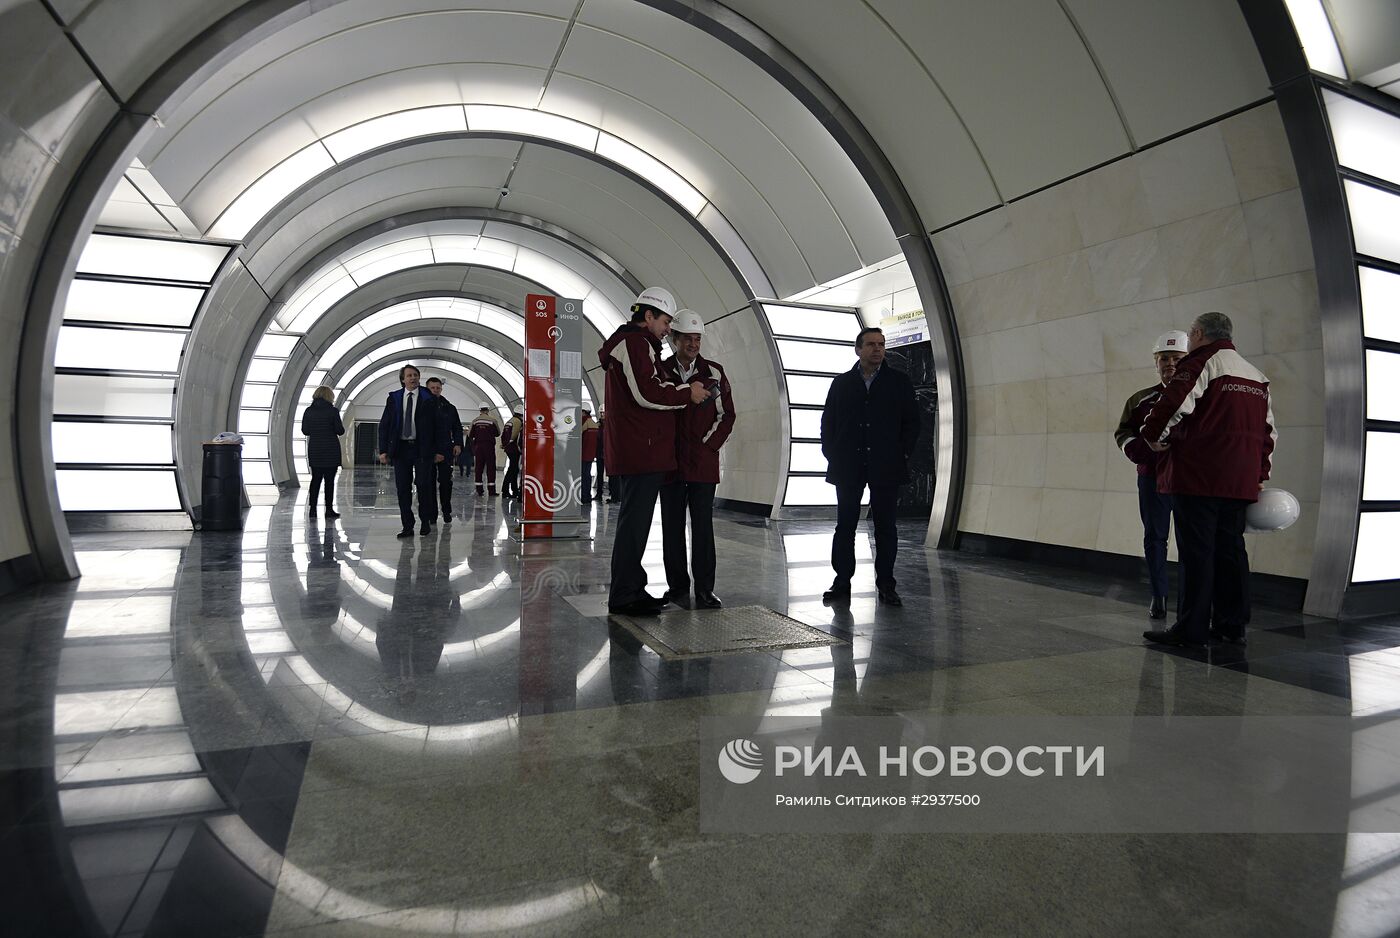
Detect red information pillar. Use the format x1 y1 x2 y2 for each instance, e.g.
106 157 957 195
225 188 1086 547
523 294 557 539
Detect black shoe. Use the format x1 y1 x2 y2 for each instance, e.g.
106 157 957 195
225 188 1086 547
664 589 691 609
419 521 431 535
325 509 340 518
443 513 452 523
396 528 414 539
608 594 668 616
1142 627 1206 648
1149 596 1167 619
695 591 722 609
822 582 851 604
877 589 903 607
1211 629 1248 646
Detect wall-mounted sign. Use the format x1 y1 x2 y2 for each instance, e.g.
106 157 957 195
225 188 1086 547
880 307 927 347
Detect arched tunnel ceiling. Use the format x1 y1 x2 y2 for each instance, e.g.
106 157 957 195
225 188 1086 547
80 0 1274 294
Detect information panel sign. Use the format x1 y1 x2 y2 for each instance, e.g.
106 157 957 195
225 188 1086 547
522 294 586 538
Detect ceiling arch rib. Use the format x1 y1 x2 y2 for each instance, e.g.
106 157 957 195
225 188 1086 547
192 105 772 298
344 357 512 416
271 222 630 339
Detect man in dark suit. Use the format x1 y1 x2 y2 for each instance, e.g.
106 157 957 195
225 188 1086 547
821 327 919 606
378 364 450 538
424 377 464 524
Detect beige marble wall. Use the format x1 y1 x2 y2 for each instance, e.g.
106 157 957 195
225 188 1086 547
700 308 783 507
939 103 1321 579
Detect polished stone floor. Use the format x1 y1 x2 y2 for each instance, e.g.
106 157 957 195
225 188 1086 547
4 467 1400 936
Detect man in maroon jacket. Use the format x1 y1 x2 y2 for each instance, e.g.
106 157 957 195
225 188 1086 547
1140 312 1275 648
1114 330 1188 620
659 310 736 609
600 287 711 615
468 406 500 496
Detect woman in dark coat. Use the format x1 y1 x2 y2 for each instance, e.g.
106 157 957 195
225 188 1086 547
301 386 345 517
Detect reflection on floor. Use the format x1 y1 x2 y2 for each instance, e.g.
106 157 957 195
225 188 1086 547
3 467 1400 936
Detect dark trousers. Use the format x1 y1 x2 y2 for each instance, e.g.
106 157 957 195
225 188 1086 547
474 453 496 492
1172 494 1251 642
581 462 593 501
503 452 521 497
595 460 605 497
833 480 899 591
1137 473 1173 599
609 472 664 605
608 474 620 501
431 461 454 521
393 443 433 530
661 480 717 595
308 466 337 513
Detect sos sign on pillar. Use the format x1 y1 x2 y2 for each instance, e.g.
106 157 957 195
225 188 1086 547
522 294 586 539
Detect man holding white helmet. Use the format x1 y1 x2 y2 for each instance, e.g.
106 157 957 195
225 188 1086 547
1140 311 1275 648
599 287 711 615
1114 330 1188 620
659 310 736 609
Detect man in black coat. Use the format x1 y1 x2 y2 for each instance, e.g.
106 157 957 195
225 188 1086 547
820 327 919 606
378 364 452 538
424 377 465 524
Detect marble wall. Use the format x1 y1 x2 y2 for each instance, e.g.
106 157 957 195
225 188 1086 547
691 307 783 507
937 103 1322 579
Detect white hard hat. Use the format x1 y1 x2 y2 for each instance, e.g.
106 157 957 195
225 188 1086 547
1153 331 1189 355
1245 488 1301 533
671 308 705 335
632 286 676 318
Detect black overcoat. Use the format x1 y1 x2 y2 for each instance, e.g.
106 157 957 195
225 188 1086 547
820 364 919 486
300 398 345 469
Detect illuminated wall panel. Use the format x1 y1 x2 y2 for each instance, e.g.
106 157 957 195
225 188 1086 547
57 234 231 514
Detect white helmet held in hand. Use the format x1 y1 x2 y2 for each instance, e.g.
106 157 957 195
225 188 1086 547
671 309 705 335
1245 488 1301 533
632 286 676 318
1153 330 1189 354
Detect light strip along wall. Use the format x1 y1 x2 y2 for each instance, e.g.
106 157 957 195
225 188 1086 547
55 234 232 514
1324 88 1400 583
757 301 869 510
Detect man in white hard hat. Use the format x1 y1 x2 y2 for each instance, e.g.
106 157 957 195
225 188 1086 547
1113 330 1188 620
659 310 736 609
1141 312 1275 648
598 287 711 615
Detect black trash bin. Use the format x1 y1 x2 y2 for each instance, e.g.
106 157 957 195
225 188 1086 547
201 442 244 531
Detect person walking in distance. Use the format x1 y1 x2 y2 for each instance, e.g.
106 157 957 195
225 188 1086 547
659 310 736 609
1140 312 1275 648
469 405 500 497
424 377 464 523
821 327 919 606
599 287 710 615
501 409 523 499
1114 331 1188 620
300 385 345 518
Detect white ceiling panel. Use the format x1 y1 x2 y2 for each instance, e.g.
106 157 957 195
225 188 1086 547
541 74 812 297
146 10 568 212
507 143 747 313
867 0 1128 199
723 0 1000 230
551 26 864 287
245 146 519 285
569 0 895 268
1065 0 1269 145
478 220 635 316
